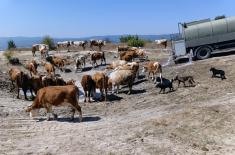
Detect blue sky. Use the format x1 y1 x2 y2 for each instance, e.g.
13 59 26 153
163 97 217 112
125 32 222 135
0 0 234 38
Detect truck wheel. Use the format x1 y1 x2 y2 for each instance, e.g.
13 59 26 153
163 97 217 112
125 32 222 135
196 46 212 60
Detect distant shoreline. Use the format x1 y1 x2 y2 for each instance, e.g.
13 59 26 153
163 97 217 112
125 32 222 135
0 34 178 50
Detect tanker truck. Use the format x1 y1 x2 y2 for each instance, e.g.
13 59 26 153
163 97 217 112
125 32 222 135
172 16 235 63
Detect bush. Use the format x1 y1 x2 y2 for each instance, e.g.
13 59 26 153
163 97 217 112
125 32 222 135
128 39 145 47
41 35 55 50
7 40 16 50
120 35 139 43
3 50 14 60
120 35 145 47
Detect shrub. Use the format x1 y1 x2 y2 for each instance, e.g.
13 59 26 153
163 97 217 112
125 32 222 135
120 35 145 47
41 35 55 50
120 35 139 43
3 50 14 60
128 39 145 47
7 40 16 50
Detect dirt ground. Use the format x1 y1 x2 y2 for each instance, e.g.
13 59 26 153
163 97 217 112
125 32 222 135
0 46 235 155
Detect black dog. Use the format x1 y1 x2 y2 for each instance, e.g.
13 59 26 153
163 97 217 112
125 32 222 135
155 77 174 94
210 67 226 80
173 75 195 87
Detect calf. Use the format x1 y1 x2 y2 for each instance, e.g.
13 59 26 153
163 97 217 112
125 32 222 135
142 61 162 83
92 72 108 101
210 67 226 80
173 75 195 87
25 85 82 122
119 50 136 62
156 77 174 94
75 55 87 72
47 56 65 72
42 61 55 76
25 60 38 76
81 75 96 103
91 51 106 67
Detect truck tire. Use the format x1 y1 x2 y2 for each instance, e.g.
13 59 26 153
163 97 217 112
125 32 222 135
196 46 212 60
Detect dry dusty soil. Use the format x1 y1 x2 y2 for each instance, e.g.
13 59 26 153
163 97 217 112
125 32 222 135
0 48 235 155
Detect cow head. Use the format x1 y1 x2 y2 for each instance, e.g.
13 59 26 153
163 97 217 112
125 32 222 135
26 106 39 118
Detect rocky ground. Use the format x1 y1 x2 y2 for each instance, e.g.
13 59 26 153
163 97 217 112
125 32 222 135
0 47 234 155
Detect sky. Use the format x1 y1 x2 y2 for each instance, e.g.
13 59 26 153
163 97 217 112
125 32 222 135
0 0 234 38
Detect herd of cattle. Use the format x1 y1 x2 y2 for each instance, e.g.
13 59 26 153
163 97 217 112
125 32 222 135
7 39 226 122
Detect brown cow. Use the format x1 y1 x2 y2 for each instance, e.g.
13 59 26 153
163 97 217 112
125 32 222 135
9 68 34 100
46 56 65 72
81 75 96 103
25 60 38 76
91 51 106 67
90 40 105 51
142 61 162 83
26 85 82 122
42 61 55 76
92 72 108 101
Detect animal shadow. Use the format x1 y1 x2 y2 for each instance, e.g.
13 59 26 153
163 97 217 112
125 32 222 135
108 94 123 102
82 67 93 72
37 116 101 123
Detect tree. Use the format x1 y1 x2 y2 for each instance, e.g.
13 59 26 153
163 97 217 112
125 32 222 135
8 40 16 50
41 35 55 50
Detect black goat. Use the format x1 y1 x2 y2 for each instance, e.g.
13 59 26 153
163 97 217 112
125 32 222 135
155 77 174 94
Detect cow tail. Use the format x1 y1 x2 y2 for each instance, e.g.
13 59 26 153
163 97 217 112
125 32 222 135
75 85 80 101
159 64 162 73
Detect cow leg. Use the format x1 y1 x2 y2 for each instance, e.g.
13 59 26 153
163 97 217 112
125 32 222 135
116 85 120 94
84 91 87 102
163 88 166 94
10 81 15 92
17 86 20 99
100 88 104 101
52 113 58 120
70 108 75 121
45 106 52 121
88 90 91 103
23 89 28 100
30 89 35 99
74 103 82 122
127 83 132 95
183 82 186 87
